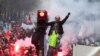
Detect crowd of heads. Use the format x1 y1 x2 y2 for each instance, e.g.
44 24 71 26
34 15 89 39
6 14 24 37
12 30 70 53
0 20 36 56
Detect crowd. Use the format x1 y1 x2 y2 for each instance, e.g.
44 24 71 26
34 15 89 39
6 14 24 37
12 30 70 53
0 11 71 56
0 19 36 56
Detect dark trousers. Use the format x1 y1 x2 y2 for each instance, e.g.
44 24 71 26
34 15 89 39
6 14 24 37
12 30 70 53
47 46 55 56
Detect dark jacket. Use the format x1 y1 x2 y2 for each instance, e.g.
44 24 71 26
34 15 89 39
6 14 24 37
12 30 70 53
47 13 70 35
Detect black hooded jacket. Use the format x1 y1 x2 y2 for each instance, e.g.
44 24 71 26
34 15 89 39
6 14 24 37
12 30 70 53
47 13 70 35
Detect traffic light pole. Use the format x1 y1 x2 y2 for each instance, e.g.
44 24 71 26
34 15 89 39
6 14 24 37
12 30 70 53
31 10 48 56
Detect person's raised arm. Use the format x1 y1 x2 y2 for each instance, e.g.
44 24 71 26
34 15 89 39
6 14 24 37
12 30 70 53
61 12 71 24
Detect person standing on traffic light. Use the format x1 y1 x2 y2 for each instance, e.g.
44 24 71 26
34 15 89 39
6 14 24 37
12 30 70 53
47 12 70 39
47 12 71 56
47 12 70 37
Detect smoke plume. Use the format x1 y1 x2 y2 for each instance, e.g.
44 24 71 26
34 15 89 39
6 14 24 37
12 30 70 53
3 0 100 55
31 0 100 55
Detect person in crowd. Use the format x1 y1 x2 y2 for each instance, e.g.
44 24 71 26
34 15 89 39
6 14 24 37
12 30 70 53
47 12 71 56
